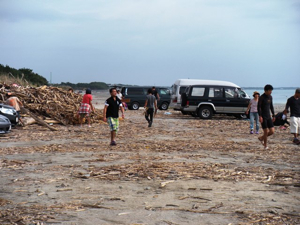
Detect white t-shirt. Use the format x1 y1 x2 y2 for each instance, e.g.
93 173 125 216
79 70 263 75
117 93 122 100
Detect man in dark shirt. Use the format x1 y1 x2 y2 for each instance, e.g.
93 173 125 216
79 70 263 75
284 88 300 145
144 88 157 127
257 84 275 150
103 88 125 146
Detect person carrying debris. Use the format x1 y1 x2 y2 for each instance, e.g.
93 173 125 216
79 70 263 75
103 88 125 146
5 92 24 126
78 88 94 127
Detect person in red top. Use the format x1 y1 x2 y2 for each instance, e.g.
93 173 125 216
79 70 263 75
78 88 94 127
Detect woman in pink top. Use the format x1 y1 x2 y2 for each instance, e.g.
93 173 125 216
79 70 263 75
78 88 94 127
246 91 260 134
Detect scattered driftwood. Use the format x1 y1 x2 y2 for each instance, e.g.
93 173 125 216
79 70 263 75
0 84 104 127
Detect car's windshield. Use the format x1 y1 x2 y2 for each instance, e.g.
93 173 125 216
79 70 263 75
238 88 248 98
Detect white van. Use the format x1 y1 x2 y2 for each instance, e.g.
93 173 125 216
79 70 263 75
171 79 250 111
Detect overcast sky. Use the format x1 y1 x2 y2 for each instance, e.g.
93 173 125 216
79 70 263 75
0 0 299 87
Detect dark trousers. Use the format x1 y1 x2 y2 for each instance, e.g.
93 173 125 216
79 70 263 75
145 108 154 123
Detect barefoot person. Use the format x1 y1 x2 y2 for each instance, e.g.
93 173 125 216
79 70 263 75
78 88 94 127
103 88 125 146
144 88 157 127
283 88 300 145
258 84 275 149
246 91 260 134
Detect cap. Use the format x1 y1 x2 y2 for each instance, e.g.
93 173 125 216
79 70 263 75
253 91 260 97
296 88 300 94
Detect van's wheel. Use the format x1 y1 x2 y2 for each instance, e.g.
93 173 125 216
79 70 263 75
198 106 213 119
159 102 169 110
132 102 140 110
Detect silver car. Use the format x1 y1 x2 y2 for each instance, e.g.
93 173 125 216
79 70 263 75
0 114 11 134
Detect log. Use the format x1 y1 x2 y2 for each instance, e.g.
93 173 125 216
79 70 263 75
22 108 58 131
22 117 36 126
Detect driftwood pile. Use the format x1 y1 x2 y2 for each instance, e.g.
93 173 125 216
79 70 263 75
0 84 104 128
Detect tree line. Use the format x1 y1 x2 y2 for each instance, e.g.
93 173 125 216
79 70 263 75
58 82 109 90
0 64 48 86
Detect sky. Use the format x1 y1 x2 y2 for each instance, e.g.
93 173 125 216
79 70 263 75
0 0 299 87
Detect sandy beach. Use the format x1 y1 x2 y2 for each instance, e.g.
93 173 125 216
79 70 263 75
0 91 299 225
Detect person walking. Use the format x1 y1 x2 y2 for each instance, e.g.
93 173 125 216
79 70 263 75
144 88 157 127
78 88 94 127
103 88 125 146
152 86 160 115
283 88 300 145
246 91 260 134
258 84 275 150
152 86 160 101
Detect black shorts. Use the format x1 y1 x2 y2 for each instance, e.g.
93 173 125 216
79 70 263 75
261 117 274 129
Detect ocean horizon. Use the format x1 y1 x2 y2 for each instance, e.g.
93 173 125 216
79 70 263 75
243 87 297 104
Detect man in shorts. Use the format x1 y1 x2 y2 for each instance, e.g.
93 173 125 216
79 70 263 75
258 84 275 150
284 88 300 145
103 88 125 146
144 88 157 127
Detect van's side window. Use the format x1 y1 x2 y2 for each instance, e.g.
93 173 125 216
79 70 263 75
209 88 223 98
160 88 170 95
127 88 144 95
225 88 239 98
191 87 205 97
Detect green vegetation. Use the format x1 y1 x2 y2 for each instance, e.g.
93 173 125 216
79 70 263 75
0 64 48 86
57 82 109 90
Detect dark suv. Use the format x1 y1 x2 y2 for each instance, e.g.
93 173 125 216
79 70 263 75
0 103 19 125
181 85 250 119
121 86 171 110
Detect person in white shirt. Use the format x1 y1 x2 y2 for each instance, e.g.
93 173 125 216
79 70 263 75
116 90 123 100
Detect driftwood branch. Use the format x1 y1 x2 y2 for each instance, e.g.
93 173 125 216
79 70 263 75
22 108 58 131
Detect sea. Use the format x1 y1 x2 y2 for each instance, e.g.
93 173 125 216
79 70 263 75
243 88 297 105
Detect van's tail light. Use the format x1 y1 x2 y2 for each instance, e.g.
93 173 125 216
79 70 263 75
122 98 131 103
173 97 177 103
186 101 189 106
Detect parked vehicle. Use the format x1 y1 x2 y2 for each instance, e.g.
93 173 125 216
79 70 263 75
181 81 250 119
121 86 171 110
0 103 19 125
171 79 210 111
0 114 11 134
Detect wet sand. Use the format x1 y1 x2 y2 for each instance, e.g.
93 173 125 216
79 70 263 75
0 92 299 225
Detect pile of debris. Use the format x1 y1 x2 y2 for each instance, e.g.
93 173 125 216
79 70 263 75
0 84 104 128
